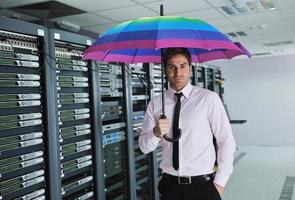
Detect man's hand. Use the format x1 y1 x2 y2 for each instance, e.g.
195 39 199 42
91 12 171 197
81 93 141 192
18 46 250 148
153 118 171 138
214 183 224 196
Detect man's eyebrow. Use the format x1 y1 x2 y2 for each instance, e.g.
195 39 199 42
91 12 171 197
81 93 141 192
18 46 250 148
168 62 188 66
180 62 189 65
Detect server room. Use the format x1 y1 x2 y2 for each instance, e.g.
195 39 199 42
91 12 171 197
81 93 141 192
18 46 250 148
0 0 294 200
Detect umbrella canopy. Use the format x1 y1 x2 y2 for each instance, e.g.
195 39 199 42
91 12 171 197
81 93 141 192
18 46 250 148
83 42 250 64
83 16 245 55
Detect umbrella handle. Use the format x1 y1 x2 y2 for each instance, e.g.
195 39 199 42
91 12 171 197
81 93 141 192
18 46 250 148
163 132 182 142
160 114 181 142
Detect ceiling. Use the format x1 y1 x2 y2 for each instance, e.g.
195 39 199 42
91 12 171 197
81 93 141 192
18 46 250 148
1 0 295 57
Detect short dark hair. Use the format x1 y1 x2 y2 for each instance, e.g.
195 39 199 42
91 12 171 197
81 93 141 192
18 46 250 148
163 48 192 67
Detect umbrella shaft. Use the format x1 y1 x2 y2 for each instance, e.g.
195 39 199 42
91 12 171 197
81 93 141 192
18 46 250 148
160 4 165 115
161 48 165 116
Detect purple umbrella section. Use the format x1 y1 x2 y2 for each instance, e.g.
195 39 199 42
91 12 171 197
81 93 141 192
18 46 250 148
83 42 251 64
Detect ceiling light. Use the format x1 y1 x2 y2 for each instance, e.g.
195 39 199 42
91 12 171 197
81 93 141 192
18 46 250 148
236 31 247 36
220 0 276 16
246 1 265 12
226 31 248 38
232 0 250 13
263 40 294 47
273 49 284 53
252 52 272 56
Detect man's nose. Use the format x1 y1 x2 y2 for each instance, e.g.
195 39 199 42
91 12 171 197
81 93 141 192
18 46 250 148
174 67 180 75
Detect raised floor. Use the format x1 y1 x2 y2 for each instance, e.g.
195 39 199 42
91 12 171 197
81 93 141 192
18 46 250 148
223 146 295 200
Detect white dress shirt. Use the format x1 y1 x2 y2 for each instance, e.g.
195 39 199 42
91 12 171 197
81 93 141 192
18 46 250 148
139 82 236 187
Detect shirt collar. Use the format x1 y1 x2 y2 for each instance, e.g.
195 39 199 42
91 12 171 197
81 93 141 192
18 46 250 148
167 82 192 99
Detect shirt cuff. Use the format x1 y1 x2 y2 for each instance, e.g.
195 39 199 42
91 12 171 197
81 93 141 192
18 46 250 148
148 130 161 145
213 173 230 187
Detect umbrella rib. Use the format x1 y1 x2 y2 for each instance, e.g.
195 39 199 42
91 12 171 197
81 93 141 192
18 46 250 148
131 48 138 64
101 50 109 62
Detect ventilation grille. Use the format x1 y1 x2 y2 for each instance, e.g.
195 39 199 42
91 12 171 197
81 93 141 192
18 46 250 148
252 52 272 56
226 31 247 38
263 40 294 47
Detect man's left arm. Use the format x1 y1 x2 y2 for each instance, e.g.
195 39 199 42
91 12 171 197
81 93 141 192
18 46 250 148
208 93 236 194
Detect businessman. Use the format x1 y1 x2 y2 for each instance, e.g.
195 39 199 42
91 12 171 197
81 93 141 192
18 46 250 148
139 48 236 200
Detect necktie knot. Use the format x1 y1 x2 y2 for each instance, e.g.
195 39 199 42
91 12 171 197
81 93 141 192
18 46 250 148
174 92 183 101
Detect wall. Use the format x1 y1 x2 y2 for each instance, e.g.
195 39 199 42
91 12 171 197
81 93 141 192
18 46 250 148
210 54 295 146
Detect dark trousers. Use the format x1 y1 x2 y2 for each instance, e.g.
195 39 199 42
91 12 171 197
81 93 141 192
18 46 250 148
158 177 222 200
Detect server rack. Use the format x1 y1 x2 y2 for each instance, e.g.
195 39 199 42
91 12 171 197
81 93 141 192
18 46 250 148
149 63 164 200
0 17 48 200
122 64 137 200
100 62 130 200
50 29 100 200
213 69 224 102
205 67 214 92
193 63 206 88
193 63 224 97
129 63 155 200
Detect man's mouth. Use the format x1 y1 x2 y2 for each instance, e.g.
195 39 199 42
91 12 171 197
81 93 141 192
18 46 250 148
174 77 182 81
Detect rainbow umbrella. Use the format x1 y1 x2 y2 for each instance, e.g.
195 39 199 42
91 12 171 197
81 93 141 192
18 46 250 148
83 15 250 142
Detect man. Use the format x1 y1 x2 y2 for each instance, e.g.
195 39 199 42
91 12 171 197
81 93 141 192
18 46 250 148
139 48 236 200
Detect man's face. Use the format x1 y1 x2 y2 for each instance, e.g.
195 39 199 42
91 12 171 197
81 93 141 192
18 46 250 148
166 54 191 91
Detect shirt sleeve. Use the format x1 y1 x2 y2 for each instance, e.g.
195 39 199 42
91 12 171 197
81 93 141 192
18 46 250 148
208 92 236 187
138 100 161 154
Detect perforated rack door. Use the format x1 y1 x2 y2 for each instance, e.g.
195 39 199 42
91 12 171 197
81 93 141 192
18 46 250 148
129 63 155 200
100 63 129 200
149 63 165 200
0 30 46 200
55 41 95 200
150 63 165 98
